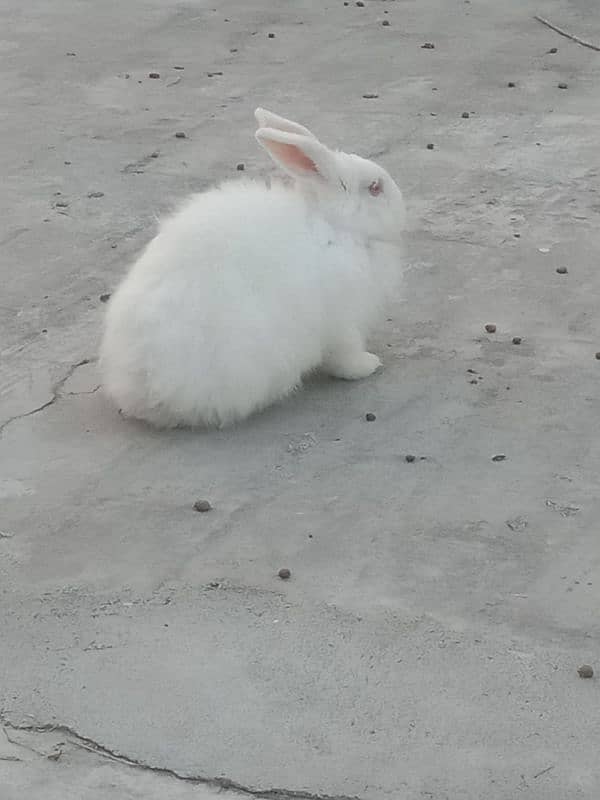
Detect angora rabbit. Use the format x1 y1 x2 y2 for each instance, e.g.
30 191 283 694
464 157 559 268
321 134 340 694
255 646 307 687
100 108 405 427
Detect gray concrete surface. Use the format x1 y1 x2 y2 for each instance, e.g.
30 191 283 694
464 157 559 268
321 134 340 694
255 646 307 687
1 0 600 798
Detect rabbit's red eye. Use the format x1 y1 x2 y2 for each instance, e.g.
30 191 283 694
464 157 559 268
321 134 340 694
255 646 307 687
369 180 383 197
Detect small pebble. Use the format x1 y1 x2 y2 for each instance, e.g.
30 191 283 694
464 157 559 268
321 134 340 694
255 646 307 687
64 161 71 165
421 42 435 49
193 499 212 513
173 65 185 70
507 81 516 88
148 72 160 79
558 82 568 89
461 112 470 118
99 293 111 303
547 47 558 54
595 352 600 360
485 323 497 333
150 151 160 158
512 337 522 345
469 379 478 384
356 0 364 5
87 191 104 198
577 665 594 679
344 1 349 5
382 20 390 26
426 143 434 150
66 52 76 56
492 454 506 462
175 131 187 138
405 454 416 463
268 32 275 38
513 233 520 238
236 163 245 171
278 568 291 580
230 48 238 52
365 412 376 422
362 93 379 99
556 266 568 274
55 200 69 207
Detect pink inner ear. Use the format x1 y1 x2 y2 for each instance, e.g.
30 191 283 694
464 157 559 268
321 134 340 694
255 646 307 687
369 179 383 196
268 140 319 174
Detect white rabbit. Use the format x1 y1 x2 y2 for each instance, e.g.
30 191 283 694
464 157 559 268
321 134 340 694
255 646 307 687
100 108 405 428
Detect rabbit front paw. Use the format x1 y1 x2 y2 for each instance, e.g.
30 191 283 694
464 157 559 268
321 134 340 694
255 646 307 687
324 351 382 380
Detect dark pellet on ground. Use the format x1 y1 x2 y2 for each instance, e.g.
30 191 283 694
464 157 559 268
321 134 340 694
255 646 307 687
469 379 478 384
365 413 376 421
193 499 212 512
426 143 434 150
382 20 390 26
230 48 238 52
558 82 568 89
175 131 187 138
513 233 520 238
577 665 594 678
485 323 497 333
66 52 76 56
556 266 568 274
547 47 558 54
512 337 522 345
278 568 291 580
363 93 379 99
507 81 516 87
595 352 600 360
236 163 245 171
492 454 506 462
422 42 435 49
467 368 478 374
405 455 416 463
148 72 160 79
344 1 349 5
64 161 71 165
207 71 223 77
87 191 104 198
99 293 111 303
55 201 69 207
461 112 470 118
150 151 159 158
356 0 364 5
173 65 185 69
268 32 275 38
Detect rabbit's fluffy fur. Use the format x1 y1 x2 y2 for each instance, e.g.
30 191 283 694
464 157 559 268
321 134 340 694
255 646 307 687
100 109 405 428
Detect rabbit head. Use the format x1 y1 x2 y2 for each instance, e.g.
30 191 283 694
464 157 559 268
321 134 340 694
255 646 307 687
255 108 405 244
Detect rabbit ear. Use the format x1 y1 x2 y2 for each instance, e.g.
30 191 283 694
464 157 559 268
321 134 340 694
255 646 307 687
254 108 317 139
255 127 337 183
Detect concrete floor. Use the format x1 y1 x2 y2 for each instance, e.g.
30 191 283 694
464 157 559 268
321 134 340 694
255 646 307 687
1 0 599 798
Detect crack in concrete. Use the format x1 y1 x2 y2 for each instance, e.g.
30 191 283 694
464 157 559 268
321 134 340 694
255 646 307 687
0 358 93 438
0 715 362 800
